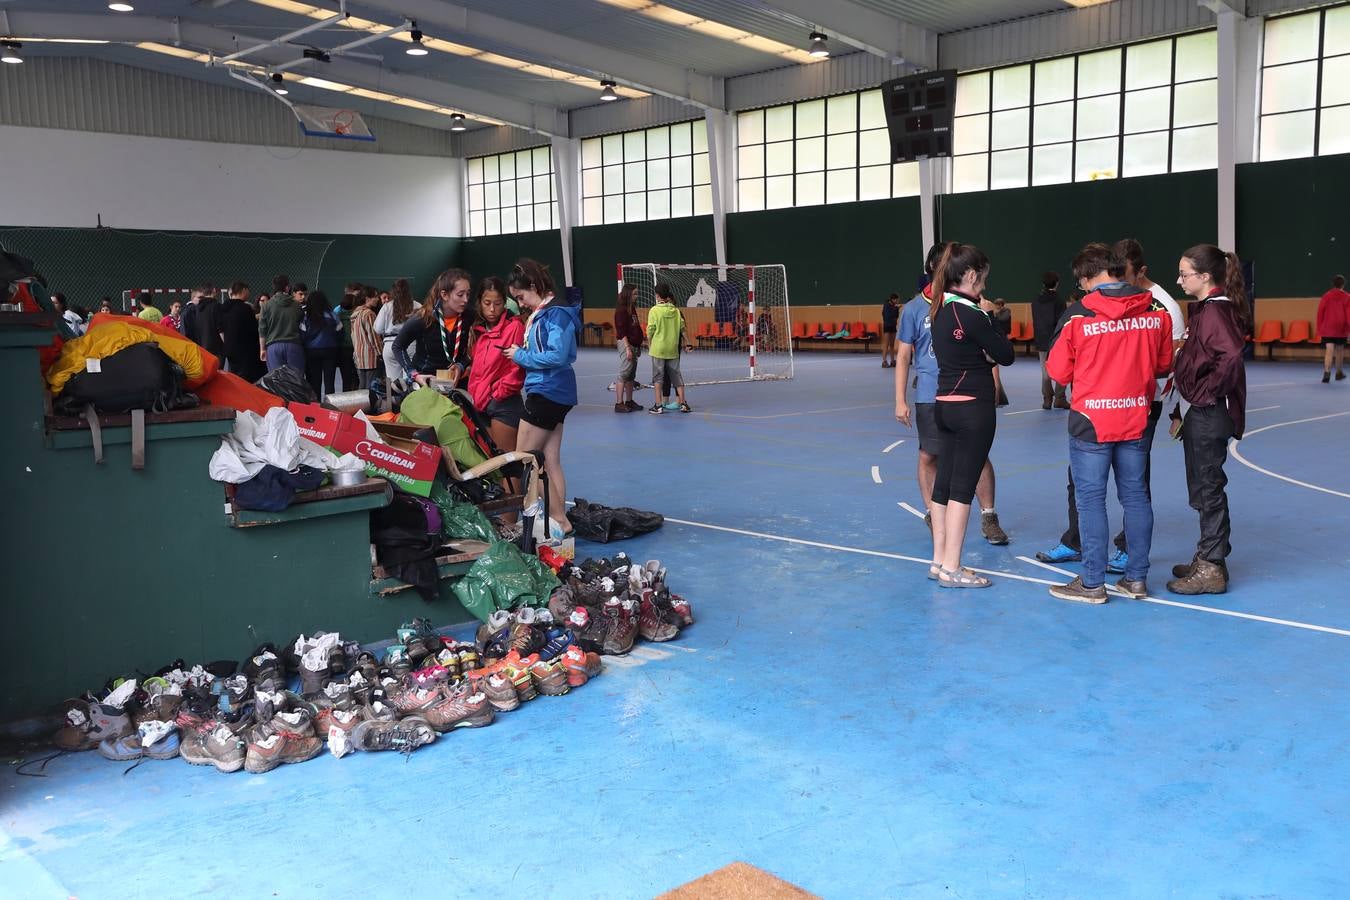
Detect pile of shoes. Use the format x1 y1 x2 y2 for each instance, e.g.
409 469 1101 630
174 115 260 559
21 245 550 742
546 553 694 655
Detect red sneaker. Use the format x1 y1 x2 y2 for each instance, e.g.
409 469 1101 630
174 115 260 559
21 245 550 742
561 645 602 688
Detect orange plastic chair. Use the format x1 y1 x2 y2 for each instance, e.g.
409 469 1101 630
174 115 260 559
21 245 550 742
1280 320 1312 345
695 322 714 338
1253 320 1281 359
717 322 736 339
791 322 810 339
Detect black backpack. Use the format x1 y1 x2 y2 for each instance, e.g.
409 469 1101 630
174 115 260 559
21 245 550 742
56 343 197 415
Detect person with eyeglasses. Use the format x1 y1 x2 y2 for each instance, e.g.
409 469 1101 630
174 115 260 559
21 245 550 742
1167 244 1249 595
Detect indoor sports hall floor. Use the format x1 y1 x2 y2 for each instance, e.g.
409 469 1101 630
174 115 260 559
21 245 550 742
4 348 1348 899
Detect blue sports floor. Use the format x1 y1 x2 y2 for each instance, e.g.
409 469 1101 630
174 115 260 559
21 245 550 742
4 349 1349 899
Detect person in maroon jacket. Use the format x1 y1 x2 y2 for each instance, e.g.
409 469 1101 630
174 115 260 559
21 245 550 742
1167 244 1249 595
1046 244 1174 604
613 283 645 412
1316 274 1349 383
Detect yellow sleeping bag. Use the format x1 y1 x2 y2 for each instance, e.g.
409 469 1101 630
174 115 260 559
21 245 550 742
46 315 213 395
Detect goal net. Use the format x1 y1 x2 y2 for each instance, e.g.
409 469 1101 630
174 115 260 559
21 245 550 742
618 263 794 385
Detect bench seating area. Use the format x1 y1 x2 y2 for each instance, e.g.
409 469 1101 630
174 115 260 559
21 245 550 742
790 320 883 352
1254 319 1321 359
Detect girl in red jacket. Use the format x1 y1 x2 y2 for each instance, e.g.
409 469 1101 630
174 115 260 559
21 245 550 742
1316 274 1349 382
1168 244 1249 596
468 276 526 456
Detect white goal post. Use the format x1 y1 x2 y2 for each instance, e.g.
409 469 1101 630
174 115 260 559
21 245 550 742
617 263 794 385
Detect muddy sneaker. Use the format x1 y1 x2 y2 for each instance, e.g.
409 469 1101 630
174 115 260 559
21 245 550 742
425 684 496 731
638 595 679 642
538 627 576 661
246 709 322 773
471 671 520 712
500 651 539 702
1048 576 1108 605
528 657 571 696
981 511 1009 545
548 585 577 622
568 606 607 654
242 647 285 685
350 716 437 753
667 593 694 627
1166 559 1228 595
561 645 603 688
389 684 443 717
183 722 247 773
134 678 184 726
602 598 639 655
363 687 401 723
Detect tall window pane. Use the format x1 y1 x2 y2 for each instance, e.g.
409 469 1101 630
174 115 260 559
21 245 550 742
1077 48 1121 97
1263 11 1319 66
467 147 553 236
1262 61 1318 114
992 65 1031 111
1123 131 1169 177
1127 40 1171 90
1260 110 1315 160
1035 57 1075 104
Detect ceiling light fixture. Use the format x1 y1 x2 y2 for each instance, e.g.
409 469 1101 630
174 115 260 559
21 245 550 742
271 72 288 94
449 112 467 131
599 80 618 102
808 32 829 59
406 23 428 56
108 2 136 11
1 41 22 64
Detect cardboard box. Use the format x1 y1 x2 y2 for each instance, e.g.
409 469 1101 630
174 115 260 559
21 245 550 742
287 402 442 496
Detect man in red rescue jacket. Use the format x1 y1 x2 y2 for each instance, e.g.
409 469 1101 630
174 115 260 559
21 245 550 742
1045 243 1174 605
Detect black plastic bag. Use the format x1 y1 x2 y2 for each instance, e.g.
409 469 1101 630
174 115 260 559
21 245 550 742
568 497 664 543
54 343 198 415
254 365 317 403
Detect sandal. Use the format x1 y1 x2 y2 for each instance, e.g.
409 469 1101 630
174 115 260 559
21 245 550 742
927 564 941 580
937 566 991 589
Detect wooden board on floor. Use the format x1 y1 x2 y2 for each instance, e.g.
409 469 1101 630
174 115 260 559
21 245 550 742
657 862 820 900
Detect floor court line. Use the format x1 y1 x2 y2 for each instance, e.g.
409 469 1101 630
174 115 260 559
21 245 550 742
898 501 926 520
1228 411 1350 500
660 516 1350 638
882 439 906 453
870 466 883 484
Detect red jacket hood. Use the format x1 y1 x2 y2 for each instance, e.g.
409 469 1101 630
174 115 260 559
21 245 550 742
1082 285 1155 321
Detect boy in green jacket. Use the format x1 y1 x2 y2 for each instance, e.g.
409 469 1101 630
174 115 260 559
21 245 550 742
647 282 694 414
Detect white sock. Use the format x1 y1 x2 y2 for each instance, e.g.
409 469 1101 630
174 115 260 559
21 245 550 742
982 507 995 516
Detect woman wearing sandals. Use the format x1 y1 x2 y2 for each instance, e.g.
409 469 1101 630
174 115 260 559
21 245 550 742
503 259 582 540
928 243 1016 588
1166 244 1249 595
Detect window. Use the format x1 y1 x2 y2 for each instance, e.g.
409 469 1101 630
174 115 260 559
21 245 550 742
581 120 711 224
737 89 920 211
950 31 1217 192
1260 5 1350 160
466 147 558 237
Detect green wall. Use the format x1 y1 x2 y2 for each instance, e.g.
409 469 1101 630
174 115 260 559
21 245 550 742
938 170 1217 302
573 216 717 306
1237 153 1350 297
0 225 457 309
727 197 923 306
456 229 565 296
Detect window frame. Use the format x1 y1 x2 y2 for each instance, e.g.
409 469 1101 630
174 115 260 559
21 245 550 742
465 146 558 237
581 120 712 225
1259 4 1350 160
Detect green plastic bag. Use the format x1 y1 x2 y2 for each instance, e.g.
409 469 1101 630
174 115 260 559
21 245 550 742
398 388 490 472
428 481 495 542
451 541 562 623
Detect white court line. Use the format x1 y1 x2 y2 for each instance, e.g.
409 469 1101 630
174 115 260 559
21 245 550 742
870 465 883 484
882 438 906 453
1228 411 1350 500
898 501 927 520
694 403 891 420
1246 405 1280 413
1003 408 1045 417
659 516 1350 638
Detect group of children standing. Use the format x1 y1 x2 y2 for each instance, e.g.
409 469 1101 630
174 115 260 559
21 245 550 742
895 237 1249 600
613 281 693 415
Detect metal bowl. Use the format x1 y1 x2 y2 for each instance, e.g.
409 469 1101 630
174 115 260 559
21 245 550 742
331 468 368 487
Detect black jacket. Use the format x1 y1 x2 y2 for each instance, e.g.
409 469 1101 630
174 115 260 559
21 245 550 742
220 299 262 379
932 292 1016 404
392 306 476 377
193 297 225 357
1032 289 1065 352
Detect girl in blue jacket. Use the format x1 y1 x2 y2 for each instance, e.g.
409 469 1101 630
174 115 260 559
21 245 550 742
504 258 582 538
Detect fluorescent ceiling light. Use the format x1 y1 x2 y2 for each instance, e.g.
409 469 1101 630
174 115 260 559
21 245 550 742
594 0 822 64
246 0 647 96
1062 0 1115 6
449 113 467 131
108 2 136 11
12 38 110 44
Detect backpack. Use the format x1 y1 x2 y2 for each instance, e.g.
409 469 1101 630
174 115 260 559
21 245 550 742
55 342 199 468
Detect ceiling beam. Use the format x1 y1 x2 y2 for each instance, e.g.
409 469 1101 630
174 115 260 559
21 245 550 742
350 0 724 109
1199 0 1246 16
755 0 937 68
2 10 569 135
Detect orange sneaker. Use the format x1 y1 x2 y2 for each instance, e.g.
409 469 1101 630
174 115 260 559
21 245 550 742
500 651 539 702
528 657 570 696
561 645 603 688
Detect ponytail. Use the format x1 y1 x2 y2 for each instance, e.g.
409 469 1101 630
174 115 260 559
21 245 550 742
928 244 955 322
1224 251 1251 335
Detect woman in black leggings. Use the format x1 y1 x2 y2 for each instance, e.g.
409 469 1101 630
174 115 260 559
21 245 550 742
928 243 1016 588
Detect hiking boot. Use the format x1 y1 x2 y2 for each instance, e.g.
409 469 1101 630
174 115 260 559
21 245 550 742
538 627 576 662
1167 559 1228 595
245 709 322 773
562 645 603 688
1048 576 1108 605
548 585 577 622
1035 542 1081 563
389 684 443 717
624 400 642 411
53 691 135 752
100 720 180 762
1042 397 1052 410
1106 549 1128 575
407 664 452 691
614 402 630 413
425 683 496 731
1338 371 1347 381
1115 577 1148 599
350 716 437 753
500 651 539 702
601 598 638 655
134 678 183 726
362 688 401 723
667 594 694 627
509 620 545 657
1054 396 1071 409
1172 555 1200 578
1323 371 1332 383
471 671 521 712
242 647 285 685
980 512 1009 545
182 721 248 773
528 657 571 696
638 595 679 642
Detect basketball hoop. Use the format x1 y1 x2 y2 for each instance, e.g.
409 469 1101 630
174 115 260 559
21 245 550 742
327 109 356 136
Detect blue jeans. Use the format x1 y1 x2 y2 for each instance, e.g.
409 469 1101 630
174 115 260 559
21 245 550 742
266 340 304 373
1069 436 1153 587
